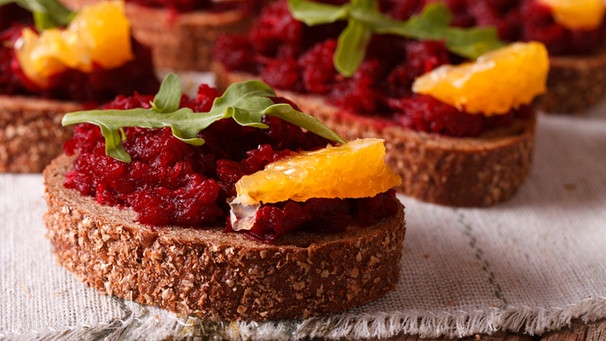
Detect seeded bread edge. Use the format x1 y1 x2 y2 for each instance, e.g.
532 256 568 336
0 95 82 173
534 50 606 114
212 62 536 207
43 153 406 321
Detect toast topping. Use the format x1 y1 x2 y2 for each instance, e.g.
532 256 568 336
61 74 400 242
288 0 505 77
15 1 133 88
229 138 401 231
412 42 549 116
537 0 605 30
62 74 344 163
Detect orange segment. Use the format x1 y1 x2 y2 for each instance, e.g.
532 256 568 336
537 0 605 30
15 1 133 88
70 1 133 69
16 29 76 83
234 138 401 206
412 42 549 116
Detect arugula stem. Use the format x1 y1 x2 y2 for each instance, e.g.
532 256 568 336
62 75 345 163
288 0 506 76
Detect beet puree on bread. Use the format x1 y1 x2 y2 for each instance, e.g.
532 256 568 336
0 2 159 102
0 1 159 173
61 74 402 243
212 0 549 207
213 0 541 138
44 74 406 321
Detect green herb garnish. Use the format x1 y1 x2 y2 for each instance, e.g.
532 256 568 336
0 0 74 31
62 74 346 163
287 0 506 76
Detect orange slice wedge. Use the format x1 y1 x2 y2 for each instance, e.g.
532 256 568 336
229 138 401 231
412 42 549 116
537 0 605 30
15 1 133 88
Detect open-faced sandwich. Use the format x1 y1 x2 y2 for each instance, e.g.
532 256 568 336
212 0 549 207
61 0 261 71
43 74 406 320
438 0 606 113
0 1 159 173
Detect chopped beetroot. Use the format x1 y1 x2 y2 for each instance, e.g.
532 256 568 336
63 84 400 242
213 0 604 137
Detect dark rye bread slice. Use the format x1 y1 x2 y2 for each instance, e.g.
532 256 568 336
61 0 253 71
43 153 406 321
212 62 536 207
534 49 606 114
0 96 82 173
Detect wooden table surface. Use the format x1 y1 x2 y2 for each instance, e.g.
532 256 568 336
382 318 606 340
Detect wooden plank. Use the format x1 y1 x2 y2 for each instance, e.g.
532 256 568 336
584 319 606 340
541 319 606 341
541 322 588 341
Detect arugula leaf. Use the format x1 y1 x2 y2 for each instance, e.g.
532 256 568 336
367 3 505 59
288 0 506 77
287 0 349 25
333 0 375 76
152 73 182 113
0 0 74 30
62 74 345 163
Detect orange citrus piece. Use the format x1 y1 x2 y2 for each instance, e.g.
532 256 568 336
15 1 133 88
412 42 549 116
234 138 401 205
230 138 401 230
71 1 133 69
537 0 605 30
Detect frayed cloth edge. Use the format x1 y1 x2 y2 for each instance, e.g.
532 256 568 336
5 297 606 340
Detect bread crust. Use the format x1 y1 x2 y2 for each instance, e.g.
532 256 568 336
0 95 82 173
212 62 536 207
62 0 253 71
535 49 606 113
43 153 406 321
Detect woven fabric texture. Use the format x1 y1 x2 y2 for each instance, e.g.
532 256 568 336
1 107 605 340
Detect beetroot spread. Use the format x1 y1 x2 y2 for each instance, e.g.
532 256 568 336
0 5 159 103
213 0 601 137
63 84 399 243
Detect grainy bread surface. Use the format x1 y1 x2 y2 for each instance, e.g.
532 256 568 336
535 49 606 113
62 0 253 71
0 96 82 173
43 154 406 321
212 62 536 207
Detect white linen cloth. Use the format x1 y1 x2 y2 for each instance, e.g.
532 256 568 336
1 102 605 340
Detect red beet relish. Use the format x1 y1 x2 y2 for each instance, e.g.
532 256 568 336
213 0 603 137
0 6 159 103
62 84 400 243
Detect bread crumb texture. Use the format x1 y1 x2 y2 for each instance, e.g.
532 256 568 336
535 50 606 113
0 96 81 173
43 154 406 321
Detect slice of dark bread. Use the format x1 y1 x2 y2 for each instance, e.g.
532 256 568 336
534 50 606 113
212 62 536 207
43 153 406 321
0 96 83 173
62 0 254 71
